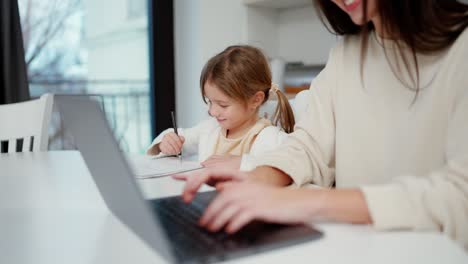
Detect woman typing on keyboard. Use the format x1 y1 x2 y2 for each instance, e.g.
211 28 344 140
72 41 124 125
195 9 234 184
174 0 468 251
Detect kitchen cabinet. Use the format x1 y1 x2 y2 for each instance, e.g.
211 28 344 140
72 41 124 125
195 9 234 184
243 0 335 92
243 0 336 64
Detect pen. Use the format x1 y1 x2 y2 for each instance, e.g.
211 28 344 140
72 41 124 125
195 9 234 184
171 111 182 161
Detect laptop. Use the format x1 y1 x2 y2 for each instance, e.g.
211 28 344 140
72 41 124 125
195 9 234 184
55 95 323 264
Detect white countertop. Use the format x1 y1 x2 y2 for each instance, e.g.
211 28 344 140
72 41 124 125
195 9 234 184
1 151 466 264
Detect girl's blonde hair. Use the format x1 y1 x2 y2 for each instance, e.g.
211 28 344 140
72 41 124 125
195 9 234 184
200 45 295 133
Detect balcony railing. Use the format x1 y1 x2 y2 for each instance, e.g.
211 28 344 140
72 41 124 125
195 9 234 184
30 79 151 153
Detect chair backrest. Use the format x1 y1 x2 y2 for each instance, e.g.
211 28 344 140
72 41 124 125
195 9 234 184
290 90 310 122
0 94 54 153
259 90 310 127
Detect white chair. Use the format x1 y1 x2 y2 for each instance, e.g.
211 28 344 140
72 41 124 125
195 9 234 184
0 94 54 153
259 90 310 125
290 89 310 122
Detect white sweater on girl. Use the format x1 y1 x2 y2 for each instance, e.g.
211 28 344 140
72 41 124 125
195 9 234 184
148 117 288 171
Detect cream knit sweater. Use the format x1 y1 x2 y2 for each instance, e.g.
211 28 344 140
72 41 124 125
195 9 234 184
252 29 468 249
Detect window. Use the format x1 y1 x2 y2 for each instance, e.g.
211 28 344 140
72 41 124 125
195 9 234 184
127 0 147 19
19 0 152 153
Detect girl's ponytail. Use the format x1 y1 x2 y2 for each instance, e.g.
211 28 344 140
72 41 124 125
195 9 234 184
270 84 295 133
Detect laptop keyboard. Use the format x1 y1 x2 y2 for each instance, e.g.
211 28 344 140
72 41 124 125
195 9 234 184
149 191 323 262
150 191 253 257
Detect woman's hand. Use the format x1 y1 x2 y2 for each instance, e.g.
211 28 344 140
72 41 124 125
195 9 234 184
159 132 185 155
173 167 371 233
172 168 249 202
201 155 242 170
199 182 324 234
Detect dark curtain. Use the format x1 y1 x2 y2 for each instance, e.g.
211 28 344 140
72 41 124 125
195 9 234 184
0 0 30 104
148 0 175 137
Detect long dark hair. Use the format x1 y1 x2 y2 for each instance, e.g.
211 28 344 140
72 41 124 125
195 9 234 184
314 0 468 101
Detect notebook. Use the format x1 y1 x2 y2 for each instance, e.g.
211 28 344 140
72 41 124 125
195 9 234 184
129 155 203 179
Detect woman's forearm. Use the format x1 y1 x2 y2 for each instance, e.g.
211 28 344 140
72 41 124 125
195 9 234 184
310 188 372 224
247 166 371 224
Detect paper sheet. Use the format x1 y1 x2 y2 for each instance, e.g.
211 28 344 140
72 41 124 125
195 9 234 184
128 155 203 179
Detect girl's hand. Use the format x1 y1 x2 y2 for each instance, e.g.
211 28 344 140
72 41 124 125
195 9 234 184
201 155 242 170
199 182 323 234
159 132 185 155
172 168 249 202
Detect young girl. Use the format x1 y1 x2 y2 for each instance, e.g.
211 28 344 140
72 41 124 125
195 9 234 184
147 45 295 171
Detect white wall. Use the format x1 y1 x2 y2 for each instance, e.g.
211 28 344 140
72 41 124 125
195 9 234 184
278 6 337 65
174 0 203 128
245 7 279 59
245 4 336 64
174 0 247 127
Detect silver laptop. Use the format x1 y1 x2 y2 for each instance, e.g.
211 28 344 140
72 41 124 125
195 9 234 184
55 95 322 263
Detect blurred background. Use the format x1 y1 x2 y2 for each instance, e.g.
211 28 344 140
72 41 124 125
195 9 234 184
16 0 340 153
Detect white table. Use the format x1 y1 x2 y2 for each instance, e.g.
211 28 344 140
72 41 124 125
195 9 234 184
1 151 467 264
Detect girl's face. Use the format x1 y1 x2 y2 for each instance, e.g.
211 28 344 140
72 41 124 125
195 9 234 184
204 81 261 132
331 0 379 26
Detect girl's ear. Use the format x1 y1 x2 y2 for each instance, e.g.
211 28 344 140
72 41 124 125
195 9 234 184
251 91 265 109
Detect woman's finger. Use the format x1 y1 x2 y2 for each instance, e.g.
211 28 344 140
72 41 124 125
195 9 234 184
172 169 207 182
182 172 213 202
201 160 220 167
201 156 222 166
199 191 234 227
172 173 188 181
225 209 255 234
215 181 234 191
182 169 246 202
206 203 241 232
